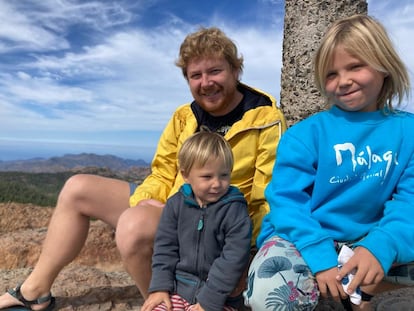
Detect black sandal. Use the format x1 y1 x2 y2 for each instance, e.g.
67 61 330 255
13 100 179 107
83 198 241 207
1 284 55 311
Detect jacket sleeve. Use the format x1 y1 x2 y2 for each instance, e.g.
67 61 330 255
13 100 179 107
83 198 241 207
249 117 286 244
129 109 183 207
197 202 252 311
148 198 180 293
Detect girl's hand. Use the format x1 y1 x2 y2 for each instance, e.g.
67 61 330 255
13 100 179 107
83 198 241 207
316 267 347 301
142 292 171 311
336 246 384 294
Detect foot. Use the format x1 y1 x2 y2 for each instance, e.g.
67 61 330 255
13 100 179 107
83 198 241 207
0 284 55 310
0 291 23 309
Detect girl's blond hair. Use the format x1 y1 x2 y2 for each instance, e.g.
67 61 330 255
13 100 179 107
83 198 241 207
314 14 410 110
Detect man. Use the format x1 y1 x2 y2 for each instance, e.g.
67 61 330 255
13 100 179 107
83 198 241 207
0 27 286 310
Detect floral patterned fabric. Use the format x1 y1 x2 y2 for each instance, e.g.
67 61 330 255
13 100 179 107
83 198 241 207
244 236 318 311
244 236 414 311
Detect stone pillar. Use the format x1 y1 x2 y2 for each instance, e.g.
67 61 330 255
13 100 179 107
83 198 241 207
281 0 367 126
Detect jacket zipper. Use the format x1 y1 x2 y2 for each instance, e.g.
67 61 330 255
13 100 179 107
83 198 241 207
195 208 205 277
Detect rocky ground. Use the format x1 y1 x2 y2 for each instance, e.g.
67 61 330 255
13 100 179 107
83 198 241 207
1 202 142 310
1 203 412 310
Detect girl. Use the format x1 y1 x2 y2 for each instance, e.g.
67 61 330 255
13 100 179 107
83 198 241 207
245 14 414 311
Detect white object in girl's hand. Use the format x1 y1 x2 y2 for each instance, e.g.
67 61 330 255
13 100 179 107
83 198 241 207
337 245 362 305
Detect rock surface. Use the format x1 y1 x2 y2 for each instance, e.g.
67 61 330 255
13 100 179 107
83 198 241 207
1 202 142 310
1 203 412 310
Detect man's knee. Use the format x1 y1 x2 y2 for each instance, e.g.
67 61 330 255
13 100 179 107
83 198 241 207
58 174 93 204
115 207 159 255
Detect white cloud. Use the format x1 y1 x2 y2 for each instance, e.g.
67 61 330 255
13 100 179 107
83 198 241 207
0 1 69 52
368 0 414 112
0 0 413 161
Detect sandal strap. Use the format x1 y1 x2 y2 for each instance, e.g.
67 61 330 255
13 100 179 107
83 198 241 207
8 283 52 308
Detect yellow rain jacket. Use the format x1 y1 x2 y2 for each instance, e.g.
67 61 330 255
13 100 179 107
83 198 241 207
130 83 286 244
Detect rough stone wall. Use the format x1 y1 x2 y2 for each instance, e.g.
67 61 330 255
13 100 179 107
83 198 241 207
281 0 367 126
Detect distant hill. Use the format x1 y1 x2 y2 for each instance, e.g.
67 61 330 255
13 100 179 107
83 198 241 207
0 153 149 173
0 153 151 206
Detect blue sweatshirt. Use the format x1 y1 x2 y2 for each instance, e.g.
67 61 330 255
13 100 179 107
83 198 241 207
258 106 414 275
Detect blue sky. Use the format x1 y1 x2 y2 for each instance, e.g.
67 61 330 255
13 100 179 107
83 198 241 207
1 0 413 162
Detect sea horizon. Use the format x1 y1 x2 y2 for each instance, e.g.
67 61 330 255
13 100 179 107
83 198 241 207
0 140 155 163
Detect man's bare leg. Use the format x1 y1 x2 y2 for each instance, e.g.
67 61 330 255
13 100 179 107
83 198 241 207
116 199 164 299
0 174 130 310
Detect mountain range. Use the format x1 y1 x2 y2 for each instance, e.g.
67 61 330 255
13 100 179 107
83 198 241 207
0 153 149 173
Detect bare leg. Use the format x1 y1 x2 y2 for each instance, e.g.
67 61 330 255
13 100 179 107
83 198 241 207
0 174 130 310
115 199 164 299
